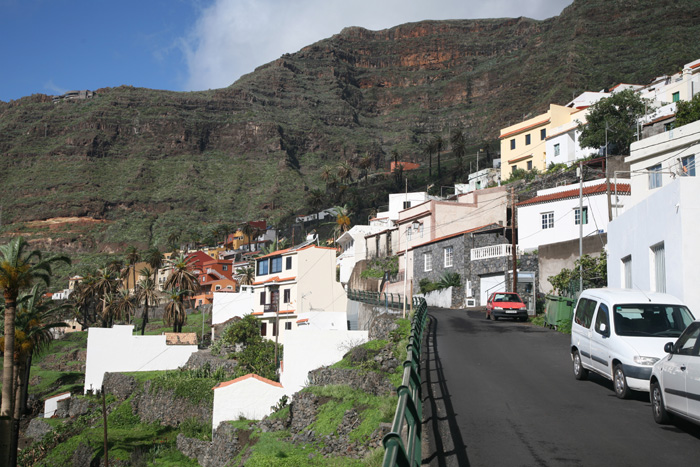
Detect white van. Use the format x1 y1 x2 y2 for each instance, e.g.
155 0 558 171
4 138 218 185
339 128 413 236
570 288 695 399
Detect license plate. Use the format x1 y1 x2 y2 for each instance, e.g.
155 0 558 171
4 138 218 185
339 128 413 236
505 310 517 314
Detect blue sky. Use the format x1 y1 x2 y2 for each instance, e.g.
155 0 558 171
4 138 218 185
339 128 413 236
0 0 572 102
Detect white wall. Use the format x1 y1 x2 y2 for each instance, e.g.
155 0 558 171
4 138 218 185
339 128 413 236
83 325 198 393
608 178 700 309
517 180 623 252
210 328 368 428
295 311 348 330
627 119 700 207
211 289 254 326
212 375 286 428
377 192 430 221
44 392 71 418
415 287 453 308
280 329 368 394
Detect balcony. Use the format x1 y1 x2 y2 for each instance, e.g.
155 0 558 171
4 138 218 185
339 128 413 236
471 244 518 261
264 303 278 313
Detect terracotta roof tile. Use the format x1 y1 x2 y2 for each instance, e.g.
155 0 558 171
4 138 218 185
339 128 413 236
500 118 550 139
212 373 283 390
517 183 631 206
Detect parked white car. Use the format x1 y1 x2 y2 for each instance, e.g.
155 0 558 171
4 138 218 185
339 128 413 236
570 288 695 399
650 320 700 426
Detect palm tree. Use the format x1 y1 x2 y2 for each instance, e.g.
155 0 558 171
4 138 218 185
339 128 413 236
136 268 159 335
358 154 373 183
89 267 120 327
109 289 136 324
143 247 164 281
450 128 466 178
424 139 434 178
125 246 140 296
2 285 68 422
306 189 325 226
167 231 181 251
337 161 353 185
0 236 69 465
240 223 256 251
236 266 255 286
164 254 200 333
163 289 188 333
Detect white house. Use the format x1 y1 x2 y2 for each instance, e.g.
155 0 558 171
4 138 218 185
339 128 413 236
212 374 286 427
625 119 699 207
44 392 71 418
516 179 631 253
376 192 433 223
83 326 198 393
336 225 385 286
211 286 255 339
211 327 368 429
251 244 348 345
607 119 700 307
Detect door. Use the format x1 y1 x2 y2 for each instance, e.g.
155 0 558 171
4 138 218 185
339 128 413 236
480 274 505 306
661 323 699 415
572 298 598 370
590 303 611 376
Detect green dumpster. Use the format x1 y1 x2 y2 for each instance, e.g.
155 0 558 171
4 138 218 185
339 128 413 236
544 295 575 329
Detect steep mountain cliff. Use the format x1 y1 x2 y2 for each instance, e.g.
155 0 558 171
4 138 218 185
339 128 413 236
1 0 699 252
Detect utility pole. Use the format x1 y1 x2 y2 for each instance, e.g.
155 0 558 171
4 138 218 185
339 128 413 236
102 386 109 467
511 186 517 293
402 178 408 318
605 121 613 221
579 161 584 294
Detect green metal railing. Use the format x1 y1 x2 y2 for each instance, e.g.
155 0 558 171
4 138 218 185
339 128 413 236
347 289 428 467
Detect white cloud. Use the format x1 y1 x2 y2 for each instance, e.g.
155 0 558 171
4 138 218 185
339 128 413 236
181 0 572 91
43 79 69 96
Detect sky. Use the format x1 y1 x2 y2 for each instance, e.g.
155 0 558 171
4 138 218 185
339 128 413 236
0 0 573 102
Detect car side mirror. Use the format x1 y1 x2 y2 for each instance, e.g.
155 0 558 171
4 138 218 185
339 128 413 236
664 342 674 353
599 323 609 337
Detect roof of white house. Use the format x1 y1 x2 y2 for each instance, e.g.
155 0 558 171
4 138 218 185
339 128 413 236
517 182 631 207
213 373 283 390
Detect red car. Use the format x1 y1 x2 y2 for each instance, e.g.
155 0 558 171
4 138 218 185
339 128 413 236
486 292 528 322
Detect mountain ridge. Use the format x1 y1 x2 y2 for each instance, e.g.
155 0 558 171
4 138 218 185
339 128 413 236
1 0 699 253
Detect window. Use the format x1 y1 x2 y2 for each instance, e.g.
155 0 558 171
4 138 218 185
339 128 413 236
260 291 266 305
674 323 700 355
554 143 560 157
511 165 517 174
622 255 632 288
271 256 282 273
574 207 588 225
283 289 291 303
201 276 206 282
285 322 292 330
271 322 277 337
672 91 680 102
541 212 554 229
423 253 432 272
540 128 547 140
681 155 695 176
594 303 610 335
526 161 533 170
510 139 516 150
664 122 672 132
260 322 267 336
444 246 453 268
574 298 597 328
648 164 662 189
407 227 412 241
525 134 531 145
651 243 666 293
286 256 292 269
403 201 411 209
222 265 228 271
257 259 269 276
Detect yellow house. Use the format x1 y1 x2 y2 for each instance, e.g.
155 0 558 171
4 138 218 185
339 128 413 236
499 104 576 180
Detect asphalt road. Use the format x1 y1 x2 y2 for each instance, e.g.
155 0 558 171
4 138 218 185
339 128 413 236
421 307 700 466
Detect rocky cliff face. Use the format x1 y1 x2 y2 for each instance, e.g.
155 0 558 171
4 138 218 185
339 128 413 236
1 0 699 252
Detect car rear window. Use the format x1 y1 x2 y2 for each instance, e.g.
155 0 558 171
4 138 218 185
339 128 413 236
494 293 521 302
613 304 694 337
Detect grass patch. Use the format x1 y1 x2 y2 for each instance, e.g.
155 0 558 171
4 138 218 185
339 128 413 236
241 429 365 466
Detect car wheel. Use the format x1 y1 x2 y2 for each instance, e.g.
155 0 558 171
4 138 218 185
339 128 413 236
613 364 630 399
572 350 588 380
651 380 671 424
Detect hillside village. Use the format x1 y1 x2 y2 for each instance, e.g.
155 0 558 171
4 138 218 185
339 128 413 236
2 51 700 465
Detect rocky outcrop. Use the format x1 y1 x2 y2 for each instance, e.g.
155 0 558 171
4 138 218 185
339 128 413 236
178 422 250 467
308 367 395 396
131 381 212 427
183 349 238 374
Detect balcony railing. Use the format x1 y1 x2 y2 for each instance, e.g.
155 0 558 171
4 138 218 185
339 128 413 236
471 244 517 261
264 304 278 313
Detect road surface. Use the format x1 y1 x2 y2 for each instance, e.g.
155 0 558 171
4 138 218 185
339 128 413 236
421 307 700 466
